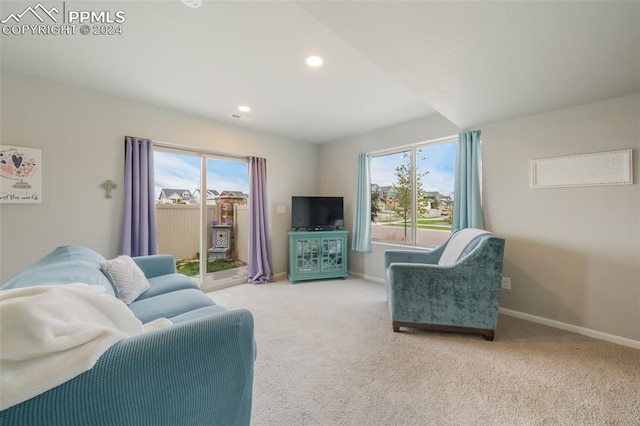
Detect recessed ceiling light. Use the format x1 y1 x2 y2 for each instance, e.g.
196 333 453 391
306 56 324 68
180 0 202 8
238 105 251 113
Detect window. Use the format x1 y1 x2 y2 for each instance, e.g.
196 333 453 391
370 138 457 248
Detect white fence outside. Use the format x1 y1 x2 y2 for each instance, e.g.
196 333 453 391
155 204 248 262
234 204 249 263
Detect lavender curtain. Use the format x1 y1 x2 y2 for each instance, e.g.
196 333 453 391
247 157 274 283
120 136 158 256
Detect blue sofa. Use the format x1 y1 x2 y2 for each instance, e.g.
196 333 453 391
0 245 255 425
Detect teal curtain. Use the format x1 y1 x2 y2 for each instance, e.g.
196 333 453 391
352 153 372 252
453 131 485 231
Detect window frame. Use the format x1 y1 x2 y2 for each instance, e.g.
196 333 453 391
153 143 248 287
369 135 457 248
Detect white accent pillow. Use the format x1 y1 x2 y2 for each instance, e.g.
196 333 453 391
438 229 490 266
101 255 150 304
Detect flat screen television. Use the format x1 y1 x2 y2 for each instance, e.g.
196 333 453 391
291 196 344 230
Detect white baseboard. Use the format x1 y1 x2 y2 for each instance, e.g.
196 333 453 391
273 272 288 282
499 308 640 350
348 271 385 284
345 272 640 350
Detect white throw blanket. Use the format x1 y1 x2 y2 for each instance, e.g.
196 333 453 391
438 228 490 266
0 283 171 410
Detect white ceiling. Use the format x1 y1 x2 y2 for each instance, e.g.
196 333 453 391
1 0 638 143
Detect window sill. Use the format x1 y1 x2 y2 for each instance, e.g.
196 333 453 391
371 240 435 251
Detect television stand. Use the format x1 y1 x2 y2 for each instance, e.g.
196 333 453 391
288 230 348 283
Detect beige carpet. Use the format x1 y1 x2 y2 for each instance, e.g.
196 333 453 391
210 278 640 425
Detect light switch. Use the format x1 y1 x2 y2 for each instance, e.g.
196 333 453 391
276 205 286 214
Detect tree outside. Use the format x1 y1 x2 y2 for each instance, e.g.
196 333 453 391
369 142 456 244
370 183 384 221
391 151 429 239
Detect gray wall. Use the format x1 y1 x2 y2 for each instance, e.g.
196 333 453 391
0 70 319 282
319 94 639 342
482 94 639 341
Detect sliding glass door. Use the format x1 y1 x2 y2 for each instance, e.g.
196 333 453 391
202 156 249 291
153 148 248 291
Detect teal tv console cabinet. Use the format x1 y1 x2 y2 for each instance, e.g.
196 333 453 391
288 230 348 283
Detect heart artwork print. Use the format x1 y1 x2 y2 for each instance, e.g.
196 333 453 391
0 145 42 203
0 149 36 188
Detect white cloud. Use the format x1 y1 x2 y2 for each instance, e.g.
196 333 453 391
154 153 201 198
153 151 249 199
371 146 455 196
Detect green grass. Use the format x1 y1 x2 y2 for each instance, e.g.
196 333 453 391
383 219 452 231
417 217 452 224
177 259 245 276
424 225 452 230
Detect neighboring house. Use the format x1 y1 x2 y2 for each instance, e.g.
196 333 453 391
375 186 453 213
193 189 220 205
423 191 441 210
423 191 452 211
379 186 393 197
218 190 247 199
158 189 194 204
439 194 453 211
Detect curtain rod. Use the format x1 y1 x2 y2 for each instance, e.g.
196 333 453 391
151 139 248 160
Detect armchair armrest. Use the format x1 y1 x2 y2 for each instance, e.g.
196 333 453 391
133 254 177 278
384 248 441 269
0 309 256 426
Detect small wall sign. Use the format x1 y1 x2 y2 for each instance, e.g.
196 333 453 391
0 145 43 203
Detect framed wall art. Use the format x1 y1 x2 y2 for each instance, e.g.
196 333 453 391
531 149 633 189
0 145 42 203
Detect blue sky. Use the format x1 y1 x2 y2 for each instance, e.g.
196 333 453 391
370 141 457 196
154 151 249 199
154 141 456 200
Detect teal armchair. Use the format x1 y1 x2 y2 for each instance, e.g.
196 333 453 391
385 229 505 341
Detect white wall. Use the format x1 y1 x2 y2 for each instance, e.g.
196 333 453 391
0 70 318 282
320 94 639 342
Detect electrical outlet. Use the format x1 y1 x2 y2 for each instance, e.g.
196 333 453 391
501 277 511 290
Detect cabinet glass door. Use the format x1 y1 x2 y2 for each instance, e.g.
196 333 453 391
296 239 320 273
321 237 343 272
